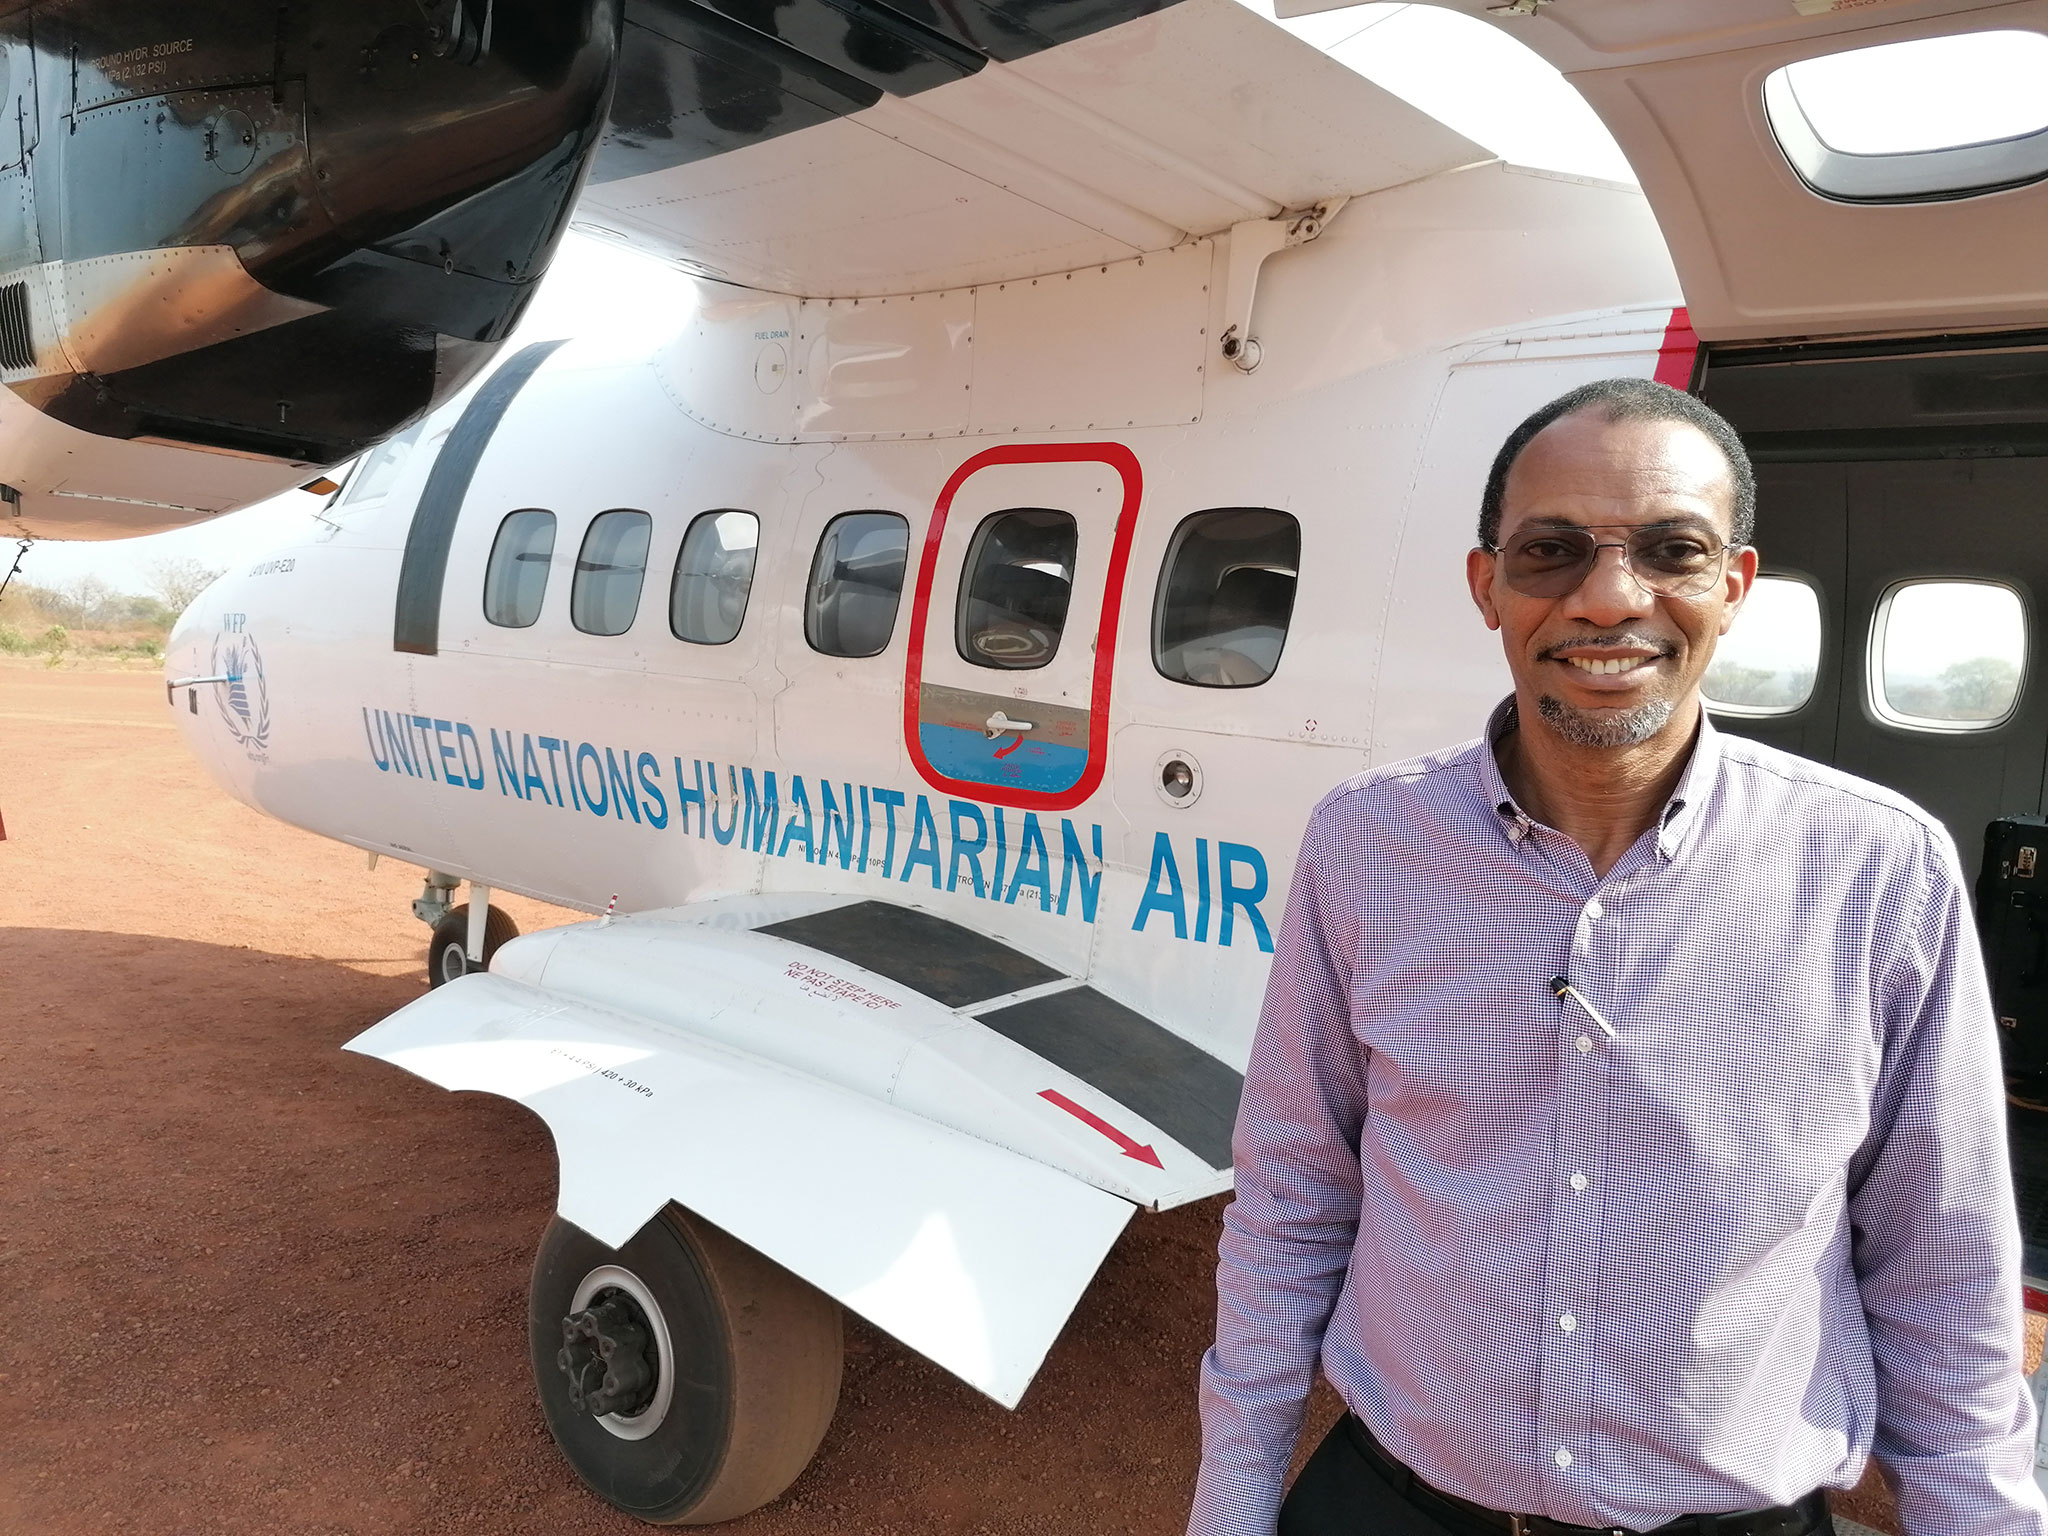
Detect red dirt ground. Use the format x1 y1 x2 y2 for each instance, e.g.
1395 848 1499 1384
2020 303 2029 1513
0 665 1983 1535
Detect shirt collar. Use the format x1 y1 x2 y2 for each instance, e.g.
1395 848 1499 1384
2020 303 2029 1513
1480 695 1723 861
1481 697 1535 843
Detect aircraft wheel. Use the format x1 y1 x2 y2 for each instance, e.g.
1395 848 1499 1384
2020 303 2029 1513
426 903 516 987
529 1205 843 1525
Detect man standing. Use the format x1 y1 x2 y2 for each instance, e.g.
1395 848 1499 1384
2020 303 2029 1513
1190 378 2045 1536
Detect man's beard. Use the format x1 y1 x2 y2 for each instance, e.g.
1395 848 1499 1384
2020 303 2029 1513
1534 691 1676 748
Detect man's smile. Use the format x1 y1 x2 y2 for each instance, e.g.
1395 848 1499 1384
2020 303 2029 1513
1538 635 1676 689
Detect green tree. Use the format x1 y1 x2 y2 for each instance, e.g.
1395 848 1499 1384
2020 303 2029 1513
145 558 226 614
1938 655 2020 718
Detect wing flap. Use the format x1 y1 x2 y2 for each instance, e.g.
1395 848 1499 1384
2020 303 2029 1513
346 971 1134 1407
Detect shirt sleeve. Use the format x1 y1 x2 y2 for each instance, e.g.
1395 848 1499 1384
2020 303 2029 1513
1849 825 2048 1536
1189 803 1372 1536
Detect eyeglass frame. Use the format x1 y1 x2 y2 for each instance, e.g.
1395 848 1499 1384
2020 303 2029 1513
1477 518 1745 600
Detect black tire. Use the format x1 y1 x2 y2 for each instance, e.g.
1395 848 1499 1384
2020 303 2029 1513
426 902 517 987
529 1206 843 1525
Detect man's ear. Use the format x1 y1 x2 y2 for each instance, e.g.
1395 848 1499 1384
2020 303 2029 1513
1716 545 1760 637
1467 547 1503 632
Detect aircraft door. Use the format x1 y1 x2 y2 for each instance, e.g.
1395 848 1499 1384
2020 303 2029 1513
1828 460 2048 880
1714 457 2048 883
905 444 1141 812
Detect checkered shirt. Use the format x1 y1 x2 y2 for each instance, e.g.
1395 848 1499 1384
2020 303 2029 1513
1191 700 2045 1536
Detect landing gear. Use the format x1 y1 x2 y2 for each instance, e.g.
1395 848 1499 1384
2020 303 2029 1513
529 1206 843 1525
427 903 516 986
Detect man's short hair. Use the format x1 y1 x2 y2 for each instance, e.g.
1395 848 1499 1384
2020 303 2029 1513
1476 378 1756 550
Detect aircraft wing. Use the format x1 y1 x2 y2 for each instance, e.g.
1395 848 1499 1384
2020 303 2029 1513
347 968 1136 1408
346 893 1244 1404
578 0 1490 295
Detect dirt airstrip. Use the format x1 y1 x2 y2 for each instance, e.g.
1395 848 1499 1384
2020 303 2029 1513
1 665 1922 1534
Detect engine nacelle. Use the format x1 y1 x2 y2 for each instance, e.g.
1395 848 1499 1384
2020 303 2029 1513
0 0 617 537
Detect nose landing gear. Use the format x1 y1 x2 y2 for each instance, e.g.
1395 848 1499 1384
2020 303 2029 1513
529 1206 843 1524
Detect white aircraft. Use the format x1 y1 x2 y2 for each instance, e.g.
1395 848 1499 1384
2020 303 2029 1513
27 0 2048 1522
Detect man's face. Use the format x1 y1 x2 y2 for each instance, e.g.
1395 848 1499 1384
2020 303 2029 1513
1465 410 1758 749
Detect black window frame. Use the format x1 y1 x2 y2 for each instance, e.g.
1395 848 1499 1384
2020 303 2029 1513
805 510 912 659
1151 507 1301 689
955 507 1079 672
481 507 558 630
569 508 654 638
670 508 761 647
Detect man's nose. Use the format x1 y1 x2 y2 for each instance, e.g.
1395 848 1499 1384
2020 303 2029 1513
1563 543 1656 626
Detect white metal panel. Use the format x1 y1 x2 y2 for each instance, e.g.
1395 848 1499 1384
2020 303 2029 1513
659 287 801 442
666 242 1211 443
1002 0 1484 210
0 382 316 538
969 242 1211 434
490 910 1225 1203
795 289 974 439
344 971 1134 1407
578 115 1133 300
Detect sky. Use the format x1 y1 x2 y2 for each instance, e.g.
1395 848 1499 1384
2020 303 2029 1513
11 5 2037 598
1786 28 2048 155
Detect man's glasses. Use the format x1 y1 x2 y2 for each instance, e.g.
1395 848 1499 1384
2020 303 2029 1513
1482 522 1733 599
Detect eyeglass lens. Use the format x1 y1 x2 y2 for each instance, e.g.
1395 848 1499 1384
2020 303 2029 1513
1497 524 1727 599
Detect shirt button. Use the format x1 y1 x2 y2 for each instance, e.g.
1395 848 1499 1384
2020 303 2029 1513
1554 1448 1573 1469
1585 900 1603 920
1575 1035 1594 1054
1559 1313 1577 1332
1570 1173 1589 1191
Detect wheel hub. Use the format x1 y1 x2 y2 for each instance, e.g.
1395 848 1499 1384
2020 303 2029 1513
558 1290 659 1418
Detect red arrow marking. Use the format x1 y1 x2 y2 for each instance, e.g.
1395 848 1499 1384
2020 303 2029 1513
1038 1089 1163 1168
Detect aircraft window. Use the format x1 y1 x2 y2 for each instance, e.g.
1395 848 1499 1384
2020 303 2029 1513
956 510 1077 671
806 511 909 659
1763 32 2048 203
671 510 760 645
1153 509 1300 689
339 420 427 504
570 509 652 637
1873 580 2026 731
1702 576 1821 716
483 509 557 629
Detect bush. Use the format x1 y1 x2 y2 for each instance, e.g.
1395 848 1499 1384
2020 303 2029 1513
0 623 23 654
38 624 67 654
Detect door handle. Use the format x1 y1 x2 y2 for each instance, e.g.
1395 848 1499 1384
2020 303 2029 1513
984 711 1035 739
